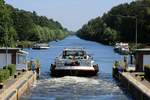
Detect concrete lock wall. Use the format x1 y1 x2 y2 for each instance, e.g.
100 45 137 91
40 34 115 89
19 81 28 98
0 71 36 100
9 90 18 100
119 73 150 100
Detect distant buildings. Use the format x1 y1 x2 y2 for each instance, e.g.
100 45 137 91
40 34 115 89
0 48 28 70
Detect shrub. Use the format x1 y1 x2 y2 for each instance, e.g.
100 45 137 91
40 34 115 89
3 69 10 80
114 61 119 68
3 66 7 69
0 69 4 83
0 69 10 83
144 65 150 81
7 64 16 76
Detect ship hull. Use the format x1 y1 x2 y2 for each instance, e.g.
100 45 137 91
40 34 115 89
50 65 99 76
32 47 50 50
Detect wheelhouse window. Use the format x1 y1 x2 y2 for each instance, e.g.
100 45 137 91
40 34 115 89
63 50 85 57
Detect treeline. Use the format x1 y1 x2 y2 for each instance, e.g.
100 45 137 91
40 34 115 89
77 0 150 45
0 0 68 47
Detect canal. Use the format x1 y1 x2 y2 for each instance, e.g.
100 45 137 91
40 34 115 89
21 36 133 100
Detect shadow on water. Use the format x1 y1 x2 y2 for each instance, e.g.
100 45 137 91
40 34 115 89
21 36 133 100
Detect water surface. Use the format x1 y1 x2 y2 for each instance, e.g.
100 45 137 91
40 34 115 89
21 36 132 100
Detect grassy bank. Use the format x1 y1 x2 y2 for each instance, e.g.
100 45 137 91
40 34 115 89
16 41 35 48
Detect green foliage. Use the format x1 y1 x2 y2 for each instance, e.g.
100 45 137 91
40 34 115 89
11 9 35 41
3 64 16 76
103 0 150 43
77 0 150 44
3 69 10 80
3 66 7 69
30 25 68 42
0 68 10 83
17 41 34 48
0 0 68 47
77 17 119 45
114 61 119 68
9 7 68 43
103 27 119 44
7 64 16 76
0 0 16 47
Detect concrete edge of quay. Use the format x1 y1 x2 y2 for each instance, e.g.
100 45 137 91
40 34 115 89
113 67 150 100
0 71 36 100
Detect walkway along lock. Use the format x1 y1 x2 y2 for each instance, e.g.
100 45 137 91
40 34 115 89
0 71 36 100
113 48 150 100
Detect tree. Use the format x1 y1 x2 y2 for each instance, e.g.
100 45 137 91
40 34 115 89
77 0 150 44
0 1 68 47
0 0 16 46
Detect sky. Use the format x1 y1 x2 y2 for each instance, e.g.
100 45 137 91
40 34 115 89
5 0 134 31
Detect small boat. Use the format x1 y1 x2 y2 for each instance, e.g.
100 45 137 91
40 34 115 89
50 48 99 76
32 43 50 49
114 42 129 55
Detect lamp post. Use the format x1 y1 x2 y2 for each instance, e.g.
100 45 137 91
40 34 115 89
135 17 137 49
5 35 8 66
6 45 8 66
110 14 138 49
